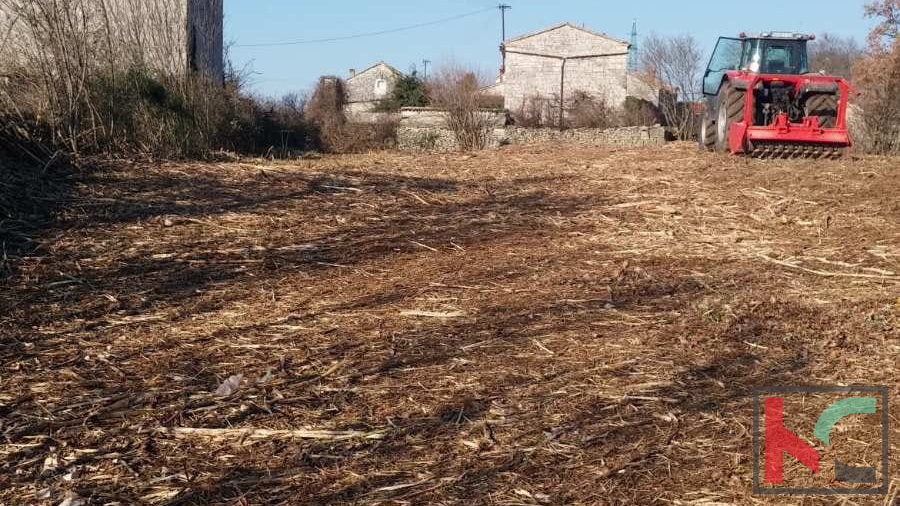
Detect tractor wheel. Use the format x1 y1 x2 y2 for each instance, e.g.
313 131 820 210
715 82 745 153
805 93 838 128
698 116 715 151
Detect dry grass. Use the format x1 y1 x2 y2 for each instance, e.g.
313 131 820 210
1 143 898 505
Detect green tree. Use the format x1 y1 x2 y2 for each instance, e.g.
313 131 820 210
376 72 428 111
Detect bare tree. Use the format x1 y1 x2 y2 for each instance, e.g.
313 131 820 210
809 33 863 78
428 66 496 151
641 33 703 140
854 0 900 153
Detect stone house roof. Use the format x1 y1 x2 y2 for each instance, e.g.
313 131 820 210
504 22 630 50
347 61 403 82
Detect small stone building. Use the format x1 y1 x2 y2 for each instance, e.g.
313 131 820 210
0 0 224 83
488 22 658 122
344 62 403 116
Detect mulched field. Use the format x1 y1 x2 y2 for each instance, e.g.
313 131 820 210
1 143 898 505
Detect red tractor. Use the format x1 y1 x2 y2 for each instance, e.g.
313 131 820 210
699 32 853 158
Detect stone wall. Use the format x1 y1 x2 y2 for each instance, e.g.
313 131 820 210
398 121 665 153
503 125 666 147
344 109 400 125
400 107 506 128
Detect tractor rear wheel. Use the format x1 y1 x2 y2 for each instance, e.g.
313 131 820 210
805 94 838 128
698 115 715 151
715 82 745 153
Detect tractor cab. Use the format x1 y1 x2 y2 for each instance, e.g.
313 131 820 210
703 32 813 96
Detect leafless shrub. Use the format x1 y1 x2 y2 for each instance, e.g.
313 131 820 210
642 33 703 140
428 67 495 151
303 77 397 153
0 0 315 160
337 118 399 153
622 96 663 127
305 77 348 152
512 92 659 129
476 94 505 109
512 94 558 127
565 91 615 129
0 0 224 157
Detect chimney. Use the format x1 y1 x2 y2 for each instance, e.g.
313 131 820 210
349 69 356 78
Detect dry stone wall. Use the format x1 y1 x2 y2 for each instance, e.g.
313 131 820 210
397 108 665 152
503 125 666 147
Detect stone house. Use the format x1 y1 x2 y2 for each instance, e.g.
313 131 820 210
486 22 658 122
344 62 403 116
0 0 224 84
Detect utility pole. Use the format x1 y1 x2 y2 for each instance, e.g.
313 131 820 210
498 4 512 71
422 59 431 81
498 4 512 42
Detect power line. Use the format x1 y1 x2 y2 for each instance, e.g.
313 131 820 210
234 7 495 48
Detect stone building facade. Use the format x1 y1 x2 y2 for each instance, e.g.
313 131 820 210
0 0 223 83
487 23 658 122
344 62 403 116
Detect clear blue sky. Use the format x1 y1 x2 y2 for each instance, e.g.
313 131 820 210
225 0 875 98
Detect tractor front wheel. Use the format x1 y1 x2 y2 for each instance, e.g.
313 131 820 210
715 82 745 153
698 115 715 151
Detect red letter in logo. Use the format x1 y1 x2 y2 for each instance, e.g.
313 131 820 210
765 397 820 483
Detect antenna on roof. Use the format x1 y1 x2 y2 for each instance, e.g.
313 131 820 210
628 19 639 71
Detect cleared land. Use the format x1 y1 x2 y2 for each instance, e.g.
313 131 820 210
1 143 898 505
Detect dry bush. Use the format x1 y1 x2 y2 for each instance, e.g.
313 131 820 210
304 77 397 153
566 91 615 129
0 0 227 158
221 91 313 157
336 118 398 153
853 0 900 154
642 33 703 140
428 67 496 151
305 77 348 152
622 96 663 127
476 94 505 110
0 0 313 160
512 94 558 127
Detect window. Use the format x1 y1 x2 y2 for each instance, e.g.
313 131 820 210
760 41 808 74
703 37 743 95
189 24 198 71
374 78 388 97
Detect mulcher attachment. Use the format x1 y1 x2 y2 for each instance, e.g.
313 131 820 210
747 141 847 159
725 75 854 158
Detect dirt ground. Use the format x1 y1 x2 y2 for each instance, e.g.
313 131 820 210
1 142 898 505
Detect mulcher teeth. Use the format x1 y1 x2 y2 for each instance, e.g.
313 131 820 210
748 142 846 159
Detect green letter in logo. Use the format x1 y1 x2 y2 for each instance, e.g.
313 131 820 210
813 397 878 483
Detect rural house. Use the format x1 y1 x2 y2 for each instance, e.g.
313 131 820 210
487 22 658 122
0 0 224 84
345 62 403 116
